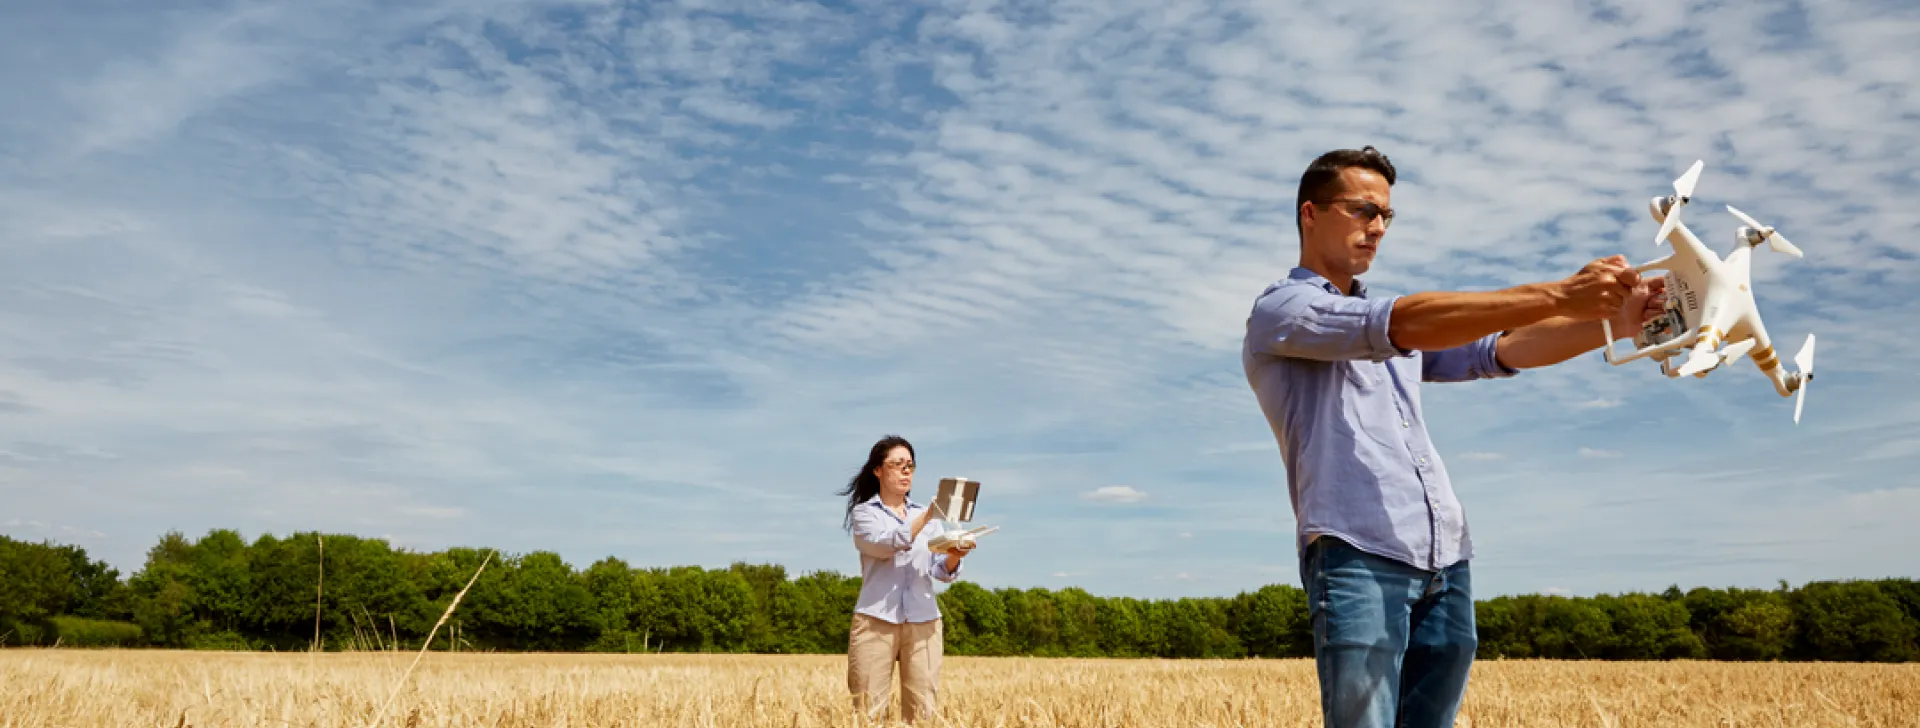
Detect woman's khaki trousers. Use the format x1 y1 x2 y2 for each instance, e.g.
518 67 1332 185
847 613 944 723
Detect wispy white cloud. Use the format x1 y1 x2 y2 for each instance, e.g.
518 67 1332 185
1 0 1915 601
1082 486 1148 505
2 519 108 541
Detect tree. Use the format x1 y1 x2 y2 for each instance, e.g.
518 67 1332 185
583 556 637 651
54 543 130 620
1094 598 1148 658
127 532 199 647
942 582 1010 656
1228 584 1312 658
1597 593 1704 659
1686 587 1795 661
490 551 595 651
1790 581 1920 662
5 527 1911 663
0 535 76 634
730 562 788 653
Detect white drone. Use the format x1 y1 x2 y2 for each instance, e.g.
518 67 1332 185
1599 159 1818 423
925 477 999 554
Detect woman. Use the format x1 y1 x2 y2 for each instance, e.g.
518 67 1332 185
838 434 975 724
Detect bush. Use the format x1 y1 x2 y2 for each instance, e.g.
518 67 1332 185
187 631 255 651
1 619 47 646
47 617 144 647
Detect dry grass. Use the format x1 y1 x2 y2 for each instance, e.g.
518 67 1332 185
2 650 1916 727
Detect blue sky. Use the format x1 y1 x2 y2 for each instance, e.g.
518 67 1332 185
2 0 1916 601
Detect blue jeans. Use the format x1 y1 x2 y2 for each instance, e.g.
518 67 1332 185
1299 536 1477 728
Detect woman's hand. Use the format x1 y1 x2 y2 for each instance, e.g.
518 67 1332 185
941 540 973 574
909 505 937 542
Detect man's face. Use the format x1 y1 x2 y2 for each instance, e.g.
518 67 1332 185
1302 167 1393 283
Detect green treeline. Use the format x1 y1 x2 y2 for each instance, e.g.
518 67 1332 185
3 530 1917 662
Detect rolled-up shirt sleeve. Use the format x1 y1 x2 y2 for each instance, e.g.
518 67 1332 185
850 505 913 560
1422 332 1520 382
925 520 963 583
1247 285 1405 362
931 553 962 583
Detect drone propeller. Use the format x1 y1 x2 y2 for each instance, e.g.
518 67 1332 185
1718 339 1756 365
1793 333 1816 424
1654 160 1704 246
1726 205 1804 258
1675 348 1718 378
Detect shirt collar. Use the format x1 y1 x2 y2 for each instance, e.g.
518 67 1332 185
1288 266 1368 297
864 494 920 512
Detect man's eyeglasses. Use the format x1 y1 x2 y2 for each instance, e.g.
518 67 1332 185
883 459 916 473
1316 197 1394 229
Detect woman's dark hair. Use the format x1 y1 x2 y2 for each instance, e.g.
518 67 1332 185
839 434 914 531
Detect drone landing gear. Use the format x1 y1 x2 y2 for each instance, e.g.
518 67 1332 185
1600 319 1698 366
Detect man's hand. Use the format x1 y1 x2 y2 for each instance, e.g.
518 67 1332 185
1493 260 1664 369
1610 275 1669 340
1554 256 1640 320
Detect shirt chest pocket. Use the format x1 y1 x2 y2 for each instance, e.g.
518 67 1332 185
1344 359 1386 391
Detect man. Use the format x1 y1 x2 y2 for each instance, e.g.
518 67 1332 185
1240 145 1665 727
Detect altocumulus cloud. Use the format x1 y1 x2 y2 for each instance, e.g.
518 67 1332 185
0 0 1915 600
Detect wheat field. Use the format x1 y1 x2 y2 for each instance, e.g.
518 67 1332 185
2 650 1916 727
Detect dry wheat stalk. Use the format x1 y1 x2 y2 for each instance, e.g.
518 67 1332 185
363 549 495 728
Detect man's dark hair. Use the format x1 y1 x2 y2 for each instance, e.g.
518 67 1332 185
1295 145 1397 237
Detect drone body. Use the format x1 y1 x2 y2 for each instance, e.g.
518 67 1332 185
1599 160 1818 423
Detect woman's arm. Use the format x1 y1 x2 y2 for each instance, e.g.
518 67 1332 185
850 504 940 559
926 518 970 582
935 545 970 582
851 506 912 559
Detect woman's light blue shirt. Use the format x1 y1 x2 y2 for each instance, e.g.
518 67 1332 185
850 495 963 624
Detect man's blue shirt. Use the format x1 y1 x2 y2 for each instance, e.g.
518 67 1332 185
1242 267 1519 571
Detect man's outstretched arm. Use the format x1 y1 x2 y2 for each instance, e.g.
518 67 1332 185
1386 256 1641 352
1250 256 1639 363
1495 277 1667 369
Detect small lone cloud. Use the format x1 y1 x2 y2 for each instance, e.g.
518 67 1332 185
1082 485 1147 504
1579 447 1624 459
1457 451 1505 461
1178 532 1193 539
1577 397 1623 409
1545 586 1573 596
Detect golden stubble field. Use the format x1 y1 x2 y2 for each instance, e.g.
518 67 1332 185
2 650 1916 728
